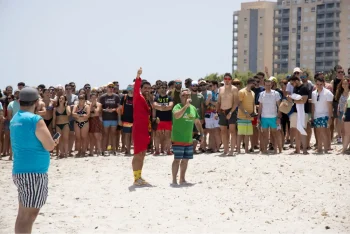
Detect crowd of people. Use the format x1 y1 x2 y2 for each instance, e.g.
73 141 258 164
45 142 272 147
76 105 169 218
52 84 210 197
1 66 350 161
4 66 350 233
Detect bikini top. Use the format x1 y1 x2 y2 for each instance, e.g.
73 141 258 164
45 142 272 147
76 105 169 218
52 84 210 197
47 105 54 111
90 104 97 114
56 108 67 116
77 105 87 115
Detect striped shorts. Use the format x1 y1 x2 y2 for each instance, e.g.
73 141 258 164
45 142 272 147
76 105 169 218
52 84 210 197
13 173 48 209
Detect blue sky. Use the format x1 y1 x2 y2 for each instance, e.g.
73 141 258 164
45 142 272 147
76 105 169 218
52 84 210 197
0 0 269 90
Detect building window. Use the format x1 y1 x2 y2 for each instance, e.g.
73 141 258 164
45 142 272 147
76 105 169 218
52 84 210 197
305 0 309 3
304 26 308 32
292 28 296 33
244 59 247 64
244 34 247 38
244 18 247 21
244 50 247 55
311 7 315 12
260 33 263 36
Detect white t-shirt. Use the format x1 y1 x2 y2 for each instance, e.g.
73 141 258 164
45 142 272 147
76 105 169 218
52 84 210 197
311 88 334 119
258 90 281 118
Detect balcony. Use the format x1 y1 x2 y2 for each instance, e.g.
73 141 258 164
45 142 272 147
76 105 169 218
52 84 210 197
324 56 339 62
325 7 341 13
233 53 238 57
324 36 340 42
233 28 238 33
325 27 340 33
317 8 326 14
233 45 238 49
325 17 340 23
317 18 326 24
233 19 238 24
275 40 289 46
233 35 238 41
233 61 238 66
316 46 340 52
274 58 289 64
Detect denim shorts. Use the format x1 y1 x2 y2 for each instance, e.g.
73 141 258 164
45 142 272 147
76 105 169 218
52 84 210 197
103 120 118 128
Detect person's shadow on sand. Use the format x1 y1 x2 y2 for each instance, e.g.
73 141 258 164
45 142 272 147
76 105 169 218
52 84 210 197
128 184 155 192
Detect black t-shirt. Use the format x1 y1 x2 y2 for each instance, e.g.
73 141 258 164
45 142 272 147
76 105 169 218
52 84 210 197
293 83 309 113
99 93 120 120
254 87 265 105
154 94 173 121
120 95 133 123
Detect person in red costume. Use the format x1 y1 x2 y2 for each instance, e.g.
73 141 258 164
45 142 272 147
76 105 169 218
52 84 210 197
132 67 152 185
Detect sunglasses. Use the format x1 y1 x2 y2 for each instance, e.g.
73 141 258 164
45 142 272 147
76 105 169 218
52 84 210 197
108 86 114 88
224 78 231 81
78 97 85 100
85 87 91 90
338 71 345 74
175 82 182 85
66 88 72 90
181 94 190 97
192 85 198 88
294 72 300 75
300 76 306 79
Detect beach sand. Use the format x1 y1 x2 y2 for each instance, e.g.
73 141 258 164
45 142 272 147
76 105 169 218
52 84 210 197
1 148 350 234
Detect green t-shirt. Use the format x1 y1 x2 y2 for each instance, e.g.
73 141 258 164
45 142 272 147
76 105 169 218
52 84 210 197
171 104 200 144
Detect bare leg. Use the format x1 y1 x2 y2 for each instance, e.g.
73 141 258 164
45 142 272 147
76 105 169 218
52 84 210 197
228 124 236 154
62 125 70 157
124 133 131 154
15 204 40 234
111 127 117 154
154 131 161 154
74 124 82 156
179 159 189 184
172 159 181 184
80 123 89 156
94 132 102 155
165 130 172 153
220 126 229 154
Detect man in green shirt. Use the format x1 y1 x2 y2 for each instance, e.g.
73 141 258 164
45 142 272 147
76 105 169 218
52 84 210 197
171 88 204 185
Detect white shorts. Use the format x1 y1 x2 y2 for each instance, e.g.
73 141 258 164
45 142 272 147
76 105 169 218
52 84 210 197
290 112 309 129
205 113 219 129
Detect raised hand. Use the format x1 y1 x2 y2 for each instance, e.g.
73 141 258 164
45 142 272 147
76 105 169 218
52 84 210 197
137 67 143 78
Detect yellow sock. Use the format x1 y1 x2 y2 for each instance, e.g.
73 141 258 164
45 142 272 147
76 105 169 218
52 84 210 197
139 170 142 179
133 170 141 181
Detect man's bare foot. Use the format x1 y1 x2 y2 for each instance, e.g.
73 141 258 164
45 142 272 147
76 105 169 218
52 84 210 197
226 151 235 156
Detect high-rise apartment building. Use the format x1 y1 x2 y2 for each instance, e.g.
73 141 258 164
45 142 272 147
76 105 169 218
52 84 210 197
232 1 276 74
273 0 350 74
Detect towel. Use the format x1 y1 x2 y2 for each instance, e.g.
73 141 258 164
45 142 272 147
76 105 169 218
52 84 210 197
291 94 307 136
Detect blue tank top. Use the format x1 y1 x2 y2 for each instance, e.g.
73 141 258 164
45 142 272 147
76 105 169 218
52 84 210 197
10 110 50 174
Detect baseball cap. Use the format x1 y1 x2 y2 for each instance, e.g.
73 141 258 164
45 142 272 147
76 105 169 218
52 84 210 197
191 80 198 86
19 87 40 102
107 82 114 87
269 76 278 83
293 67 302 73
198 80 206 85
127 84 134 91
17 82 25 87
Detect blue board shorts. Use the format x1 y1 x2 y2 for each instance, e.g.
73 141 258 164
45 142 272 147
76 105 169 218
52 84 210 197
172 144 193 160
103 120 118 128
314 116 329 128
261 117 277 129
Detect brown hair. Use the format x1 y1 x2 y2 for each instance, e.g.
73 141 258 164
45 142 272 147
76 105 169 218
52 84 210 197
335 78 350 102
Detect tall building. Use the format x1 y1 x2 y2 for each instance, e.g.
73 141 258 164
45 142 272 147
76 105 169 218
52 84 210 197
273 0 350 74
232 1 276 74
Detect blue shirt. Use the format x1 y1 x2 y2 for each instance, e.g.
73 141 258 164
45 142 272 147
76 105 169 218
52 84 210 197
10 110 50 174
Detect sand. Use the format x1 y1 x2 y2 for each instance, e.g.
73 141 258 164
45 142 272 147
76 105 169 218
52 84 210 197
1 147 350 234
